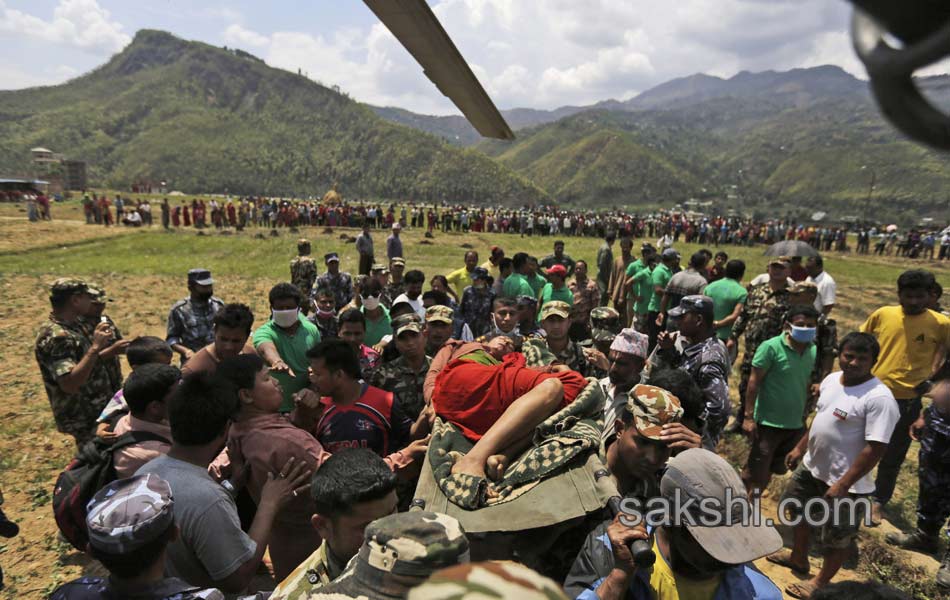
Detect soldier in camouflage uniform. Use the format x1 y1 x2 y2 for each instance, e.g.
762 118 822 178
290 239 318 298
369 314 432 420
726 257 792 433
166 269 224 362
386 257 407 303
585 306 622 355
788 281 838 416
305 511 470 599
537 301 606 378
458 266 495 338
50 474 224 600
315 252 354 311
408 560 569 599
35 278 120 446
371 263 394 308
886 380 950 588
81 283 126 397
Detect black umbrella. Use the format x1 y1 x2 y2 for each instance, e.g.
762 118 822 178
763 240 819 257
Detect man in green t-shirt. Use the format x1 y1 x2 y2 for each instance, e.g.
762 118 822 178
502 252 536 299
741 304 819 496
252 283 322 412
622 244 656 329
646 249 677 350
539 264 574 312
526 256 547 297
704 259 748 350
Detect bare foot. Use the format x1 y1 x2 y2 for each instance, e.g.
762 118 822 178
486 455 508 481
451 454 487 479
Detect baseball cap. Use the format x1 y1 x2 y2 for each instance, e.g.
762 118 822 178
187 268 214 286
470 266 490 280
660 448 783 564
546 264 568 278
609 328 649 359
768 256 791 268
625 384 684 440
308 511 470 599
425 305 454 324
86 474 175 554
372 263 387 272
539 300 571 321
324 252 340 264
661 248 680 260
668 295 715 320
393 313 424 337
408 561 568 600
390 257 406 267
50 277 88 297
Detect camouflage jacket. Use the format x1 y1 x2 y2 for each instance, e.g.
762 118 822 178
315 271 354 311
309 313 339 341
731 282 790 348
459 285 496 339
166 297 224 352
270 540 344 600
547 339 606 379
368 354 432 420
35 315 115 438
290 256 318 295
79 314 124 396
385 280 406 305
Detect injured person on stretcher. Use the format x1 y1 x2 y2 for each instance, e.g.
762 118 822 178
424 336 589 485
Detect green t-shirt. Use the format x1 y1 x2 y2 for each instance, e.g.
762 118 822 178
252 314 322 412
539 283 574 311
647 263 672 313
625 259 645 301
704 277 749 340
503 273 535 299
751 333 817 429
527 273 547 298
632 266 654 315
362 305 391 347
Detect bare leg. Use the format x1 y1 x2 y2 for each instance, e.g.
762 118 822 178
452 378 564 479
811 547 848 588
486 429 536 481
788 522 811 570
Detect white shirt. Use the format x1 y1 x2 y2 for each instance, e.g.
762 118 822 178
807 270 837 313
393 293 425 319
803 372 899 494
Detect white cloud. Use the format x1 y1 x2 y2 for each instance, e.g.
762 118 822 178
223 24 269 49
0 0 130 54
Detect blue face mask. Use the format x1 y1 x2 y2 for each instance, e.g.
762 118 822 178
789 325 817 344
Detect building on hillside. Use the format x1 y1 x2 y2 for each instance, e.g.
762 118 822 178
63 160 87 191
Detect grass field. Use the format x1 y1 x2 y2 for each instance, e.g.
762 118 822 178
0 197 948 598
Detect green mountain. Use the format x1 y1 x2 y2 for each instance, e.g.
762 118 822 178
0 30 547 203
471 68 950 223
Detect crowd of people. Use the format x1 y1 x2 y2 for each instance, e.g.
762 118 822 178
71 191 950 261
23 227 950 600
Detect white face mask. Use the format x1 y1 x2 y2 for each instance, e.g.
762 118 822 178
272 308 299 328
361 295 381 311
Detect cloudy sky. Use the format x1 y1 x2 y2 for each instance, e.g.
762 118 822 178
0 0 908 115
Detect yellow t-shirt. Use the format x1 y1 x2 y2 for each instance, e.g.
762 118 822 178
481 259 500 282
445 266 472 298
649 538 722 600
860 306 950 399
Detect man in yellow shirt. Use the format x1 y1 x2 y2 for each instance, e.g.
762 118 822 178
860 269 950 523
481 246 504 281
445 250 479 298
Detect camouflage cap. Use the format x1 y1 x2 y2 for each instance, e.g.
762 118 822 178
85 282 111 304
390 257 406 267
789 280 818 295
517 295 538 308
407 561 568 600
625 384 684 440
297 238 311 249
372 263 388 272
394 313 424 337
590 307 621 342
86 474 175 554
539 300 571 321
768 255 792 267
309 511 470 599
49 277 88 296
425 305 454 324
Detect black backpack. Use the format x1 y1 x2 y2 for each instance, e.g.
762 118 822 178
52 430 170 551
